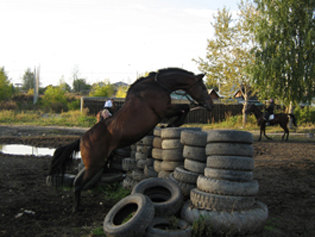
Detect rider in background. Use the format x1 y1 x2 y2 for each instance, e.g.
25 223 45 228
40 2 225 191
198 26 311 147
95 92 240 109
104 98 114 115
264 98 275 125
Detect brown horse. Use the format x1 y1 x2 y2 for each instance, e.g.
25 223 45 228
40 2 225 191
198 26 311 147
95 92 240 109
48 68 213 211
245 104 297 141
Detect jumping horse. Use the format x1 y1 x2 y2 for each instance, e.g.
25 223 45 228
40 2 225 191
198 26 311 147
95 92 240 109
48 68 213 211
245 104 297 141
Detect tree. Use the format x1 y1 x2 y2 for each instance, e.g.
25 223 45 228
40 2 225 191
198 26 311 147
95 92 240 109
252 0 315 106
41 86 68 112
0 67 13 101
72 78 91 94
115 86 128 98
195 1 257 126
89 81 115 97
22 68 35 91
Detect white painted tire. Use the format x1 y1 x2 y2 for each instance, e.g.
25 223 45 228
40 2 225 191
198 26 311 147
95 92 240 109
206 130 253 144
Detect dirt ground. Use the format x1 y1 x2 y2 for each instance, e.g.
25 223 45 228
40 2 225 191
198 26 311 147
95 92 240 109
0 125 314 237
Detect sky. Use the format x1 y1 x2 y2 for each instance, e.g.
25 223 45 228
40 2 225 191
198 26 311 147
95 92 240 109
0 0 239 87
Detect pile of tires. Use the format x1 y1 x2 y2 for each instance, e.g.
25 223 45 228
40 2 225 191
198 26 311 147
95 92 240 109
169 130 207 199
181 130 268 236
103 177 191 237
152 127 163 177
158 127 186 178
122 144 137 190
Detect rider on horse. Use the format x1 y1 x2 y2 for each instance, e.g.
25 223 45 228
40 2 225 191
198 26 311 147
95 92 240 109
264 98 275 125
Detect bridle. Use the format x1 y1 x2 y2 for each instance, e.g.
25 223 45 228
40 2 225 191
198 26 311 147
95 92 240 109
154 72 203 107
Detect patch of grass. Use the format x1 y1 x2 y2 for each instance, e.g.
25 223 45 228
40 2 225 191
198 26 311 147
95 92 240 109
88 226 106 237
192 215 213 237
97 183 130 202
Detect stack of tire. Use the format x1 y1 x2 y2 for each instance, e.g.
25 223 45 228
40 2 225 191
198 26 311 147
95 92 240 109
181 130 268 236
159 127 186 178
104 177 192 237
169 130 207 199
152 127 163 176
122 144 137 190
131 135 154 184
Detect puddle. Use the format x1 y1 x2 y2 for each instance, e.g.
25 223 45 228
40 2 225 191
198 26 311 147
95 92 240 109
0 144 81 158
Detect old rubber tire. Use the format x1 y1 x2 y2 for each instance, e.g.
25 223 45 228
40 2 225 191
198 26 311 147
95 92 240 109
122 176 138 190
136 145 152 156
206 130 253 144
152 137 162 148
168 173 196 198
153 160 162 172
182 145 206 161
180 130 207 146
153 127 162 137
160 161 182 171
173 166 199 184
184 159 206 174
122 158 136 171
161 127 184 139
152 148 162 160
144 217 192 237
190 188 255 211
162 149 183 161
132 169 146 181
158 170 172 178
103 193 155 237
206 155 254 171
161 139 183 149
204 167 253 181
196 175 259 196
205 143 254 157
181 200 268 235
131 177 183 216
138 136 154 145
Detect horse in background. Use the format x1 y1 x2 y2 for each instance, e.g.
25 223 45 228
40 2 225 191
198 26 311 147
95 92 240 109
48 68 213 211
245 104 297 141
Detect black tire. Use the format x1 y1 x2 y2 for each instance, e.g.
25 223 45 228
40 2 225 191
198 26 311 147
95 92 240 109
135 151 148 161
205 143 254 157
158 170 172 178
103 193 155 237
204 167 253 181
152 148 162 160
153 160 162 172
136 145 152 156
144 217 192 237
168 173 196 198
160 161 182 171
207 155 254 171
181 200 268 235
131 177 183 217
161 127 183 139
137 159 147 169
122 176 138 190
190 188 255 211
182 145 206 161
132 169 146 181
162 149 183 161
173 166 199 184
206 130 253 144
180 130 207 146
184 159 206 174
138 136 154 145
114 146 131 157
122 158 136 171
152 137 162 148
197 175 259 196
153 127 162 137
161 139 183 149
144 165 158 178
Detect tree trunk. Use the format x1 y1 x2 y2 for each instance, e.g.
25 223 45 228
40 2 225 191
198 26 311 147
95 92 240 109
242 97 248 128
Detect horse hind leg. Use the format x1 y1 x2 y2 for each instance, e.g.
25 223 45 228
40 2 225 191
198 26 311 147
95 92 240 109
72 166 104 212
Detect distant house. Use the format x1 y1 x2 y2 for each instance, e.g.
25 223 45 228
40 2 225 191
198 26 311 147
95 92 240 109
113 81 129 87
233 87 258 103
208 89 220 100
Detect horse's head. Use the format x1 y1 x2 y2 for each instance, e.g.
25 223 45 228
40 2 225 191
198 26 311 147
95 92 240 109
185 73 213 112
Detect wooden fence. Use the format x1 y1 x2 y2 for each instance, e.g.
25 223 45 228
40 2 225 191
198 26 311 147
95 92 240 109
81 97 243 124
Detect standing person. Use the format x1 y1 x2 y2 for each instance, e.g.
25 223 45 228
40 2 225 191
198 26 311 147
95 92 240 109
264 98 275 124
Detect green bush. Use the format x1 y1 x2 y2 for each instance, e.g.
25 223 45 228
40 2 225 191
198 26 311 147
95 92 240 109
294 106 315 124
41 86 68 112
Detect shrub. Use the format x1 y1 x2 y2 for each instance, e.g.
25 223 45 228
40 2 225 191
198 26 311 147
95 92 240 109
41 86 68 112
294 106 315 124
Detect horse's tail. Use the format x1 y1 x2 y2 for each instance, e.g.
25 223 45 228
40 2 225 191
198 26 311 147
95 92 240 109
47 139 80 186
288 114 298 127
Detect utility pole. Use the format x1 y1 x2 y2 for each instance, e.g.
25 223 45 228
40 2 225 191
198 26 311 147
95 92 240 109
33 66 40 104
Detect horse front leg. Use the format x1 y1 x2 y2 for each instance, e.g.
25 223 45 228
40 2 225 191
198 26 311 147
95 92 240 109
162 104 190 127
73 166 104 212
262 124 272 140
